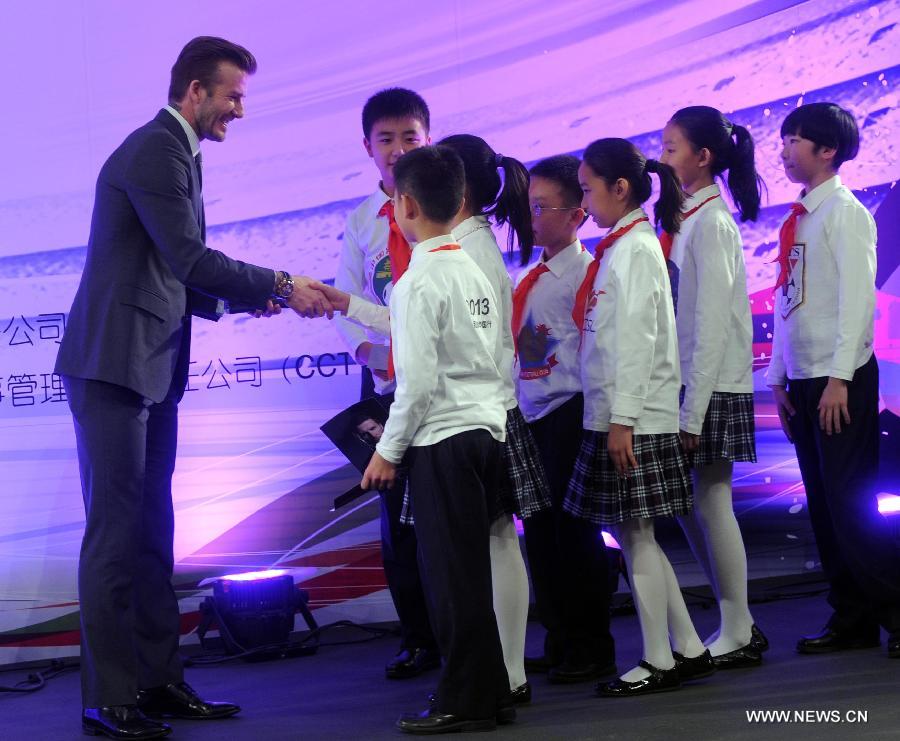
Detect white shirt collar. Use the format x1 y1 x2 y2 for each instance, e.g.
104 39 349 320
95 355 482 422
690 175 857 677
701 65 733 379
452 214 491 242
164 105 200 157
684 183 721 209
541 239 583 277
799 175 842 214
410 233 457 264
609 207 649 233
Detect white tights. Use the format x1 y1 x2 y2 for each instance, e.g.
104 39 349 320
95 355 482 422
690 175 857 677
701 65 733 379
489 515 529 690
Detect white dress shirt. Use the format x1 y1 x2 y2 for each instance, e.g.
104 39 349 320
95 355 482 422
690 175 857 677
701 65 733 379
333 185 396 394
669 184 754 435
580 209 681 434
513 240 593 422
766 176 877 386
164 105 200 157
375 234 508 464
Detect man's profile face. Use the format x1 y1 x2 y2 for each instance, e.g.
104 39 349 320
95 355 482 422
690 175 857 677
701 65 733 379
356 418 384 441
194 62 247 142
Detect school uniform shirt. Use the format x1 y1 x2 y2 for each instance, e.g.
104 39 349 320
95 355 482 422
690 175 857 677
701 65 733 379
766 176 877 386
334 185 395 394
375 234 508 464
668 184 754 435
513 240 593 423
580 208 681 434
453 215 518 411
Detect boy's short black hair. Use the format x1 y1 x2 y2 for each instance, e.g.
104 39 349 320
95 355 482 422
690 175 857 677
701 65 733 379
780 102 860 170
393 146 464 224
362 88 430 139
529 155 583 207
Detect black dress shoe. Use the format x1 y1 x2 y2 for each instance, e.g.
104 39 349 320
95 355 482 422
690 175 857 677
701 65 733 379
796 627 880 654
750 624 769 653
524 654 559 673
888 633 900 658
595 660 681 697
548 661 617 684
712 644 762 669
396 708 496 734
673 649 716 680
509 681 531 705
428 693 518 725
82 705 171 739
136 681 240 720
386 648 441 679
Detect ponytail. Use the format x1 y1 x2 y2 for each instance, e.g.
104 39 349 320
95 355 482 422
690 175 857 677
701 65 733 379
438 134 534 265
668 105 765 222
726 123 764 222
495 155 534 265
645 158 685 235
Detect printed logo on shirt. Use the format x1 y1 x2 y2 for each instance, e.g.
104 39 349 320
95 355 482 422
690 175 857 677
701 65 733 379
779 242 805 319
370 250 393 306
517 312 560 380
469 296 493 329
582 289 604 334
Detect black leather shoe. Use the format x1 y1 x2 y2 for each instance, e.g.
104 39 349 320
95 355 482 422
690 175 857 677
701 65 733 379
712 644 762 669
750 624 769 653
509 682 531 705
796 627 880 654
673 649 716 680
888 633 900 658
595 660 681 697
136 681 240 720
524 654 559 673
386 648 441 679
82 705 171 739
428 693 518 725
396 708 496 734
548 660 618 684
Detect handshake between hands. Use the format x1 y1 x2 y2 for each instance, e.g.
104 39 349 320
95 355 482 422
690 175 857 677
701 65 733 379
252 276 351 319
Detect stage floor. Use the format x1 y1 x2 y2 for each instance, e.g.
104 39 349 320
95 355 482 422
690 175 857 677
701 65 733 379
4 588 899 741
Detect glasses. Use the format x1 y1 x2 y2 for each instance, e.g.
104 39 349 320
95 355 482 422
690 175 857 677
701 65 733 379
530 204 582 217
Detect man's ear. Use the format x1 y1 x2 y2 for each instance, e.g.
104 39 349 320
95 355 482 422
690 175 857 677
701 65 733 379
363 137 374 158
188 79 205 105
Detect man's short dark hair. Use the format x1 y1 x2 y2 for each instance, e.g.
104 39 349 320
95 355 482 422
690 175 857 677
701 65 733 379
168 36 257 103
529 155 583 207
362 88 430 139
394 146 464 223
780 102 860 170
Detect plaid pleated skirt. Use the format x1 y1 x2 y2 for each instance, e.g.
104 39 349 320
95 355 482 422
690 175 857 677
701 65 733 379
691 391 757 468
400 406 552 525
563 431 692 526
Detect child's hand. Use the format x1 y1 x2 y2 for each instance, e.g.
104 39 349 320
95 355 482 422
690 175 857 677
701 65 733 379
607 423 637 476
770 385 795 442
309 281 350 315
679 430 700 453
818 377 850 435
362 452 396 490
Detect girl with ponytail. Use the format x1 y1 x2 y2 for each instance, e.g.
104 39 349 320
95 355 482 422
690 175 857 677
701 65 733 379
660 106 767 669
566 138 707 697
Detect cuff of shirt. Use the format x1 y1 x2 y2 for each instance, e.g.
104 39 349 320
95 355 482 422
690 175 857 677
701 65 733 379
765 369 787 387
611 392 645 421
375 440 404 465
679 414 703 436
609 415 637 427
827 366 855 382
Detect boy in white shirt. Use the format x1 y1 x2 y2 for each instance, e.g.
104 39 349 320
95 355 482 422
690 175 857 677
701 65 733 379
333 88 438 678
515 155 616 683
361 146 513 733
768 102 900 659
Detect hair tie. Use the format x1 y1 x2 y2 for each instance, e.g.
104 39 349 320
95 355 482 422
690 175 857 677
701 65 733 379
495 152 504 167
644 158 659 174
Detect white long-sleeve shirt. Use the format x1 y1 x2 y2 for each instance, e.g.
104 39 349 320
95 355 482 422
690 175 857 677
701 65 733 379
513 240 593 422
580 209 681 434
766 176 877 386
333 185 395 394
375 234 508 464
669 184 754 435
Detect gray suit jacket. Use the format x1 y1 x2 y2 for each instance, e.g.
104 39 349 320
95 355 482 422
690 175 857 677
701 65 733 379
56 109 275 403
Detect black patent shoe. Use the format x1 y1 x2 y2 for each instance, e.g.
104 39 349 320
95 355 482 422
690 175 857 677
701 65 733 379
750 624 769 653
595 660 681 697
82 705 171 739
712 644 762 669
673 649 716 680
386 647 442 679
396 708 496 734
136 681 240 720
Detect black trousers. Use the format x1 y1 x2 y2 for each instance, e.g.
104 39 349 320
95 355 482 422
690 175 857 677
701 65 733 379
63 375 184 707
409 429 509 718
788 355 900 633
522 393 615 665
361 368 436 651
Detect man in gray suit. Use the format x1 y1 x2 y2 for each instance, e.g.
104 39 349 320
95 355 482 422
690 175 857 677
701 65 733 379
55 37 329 739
